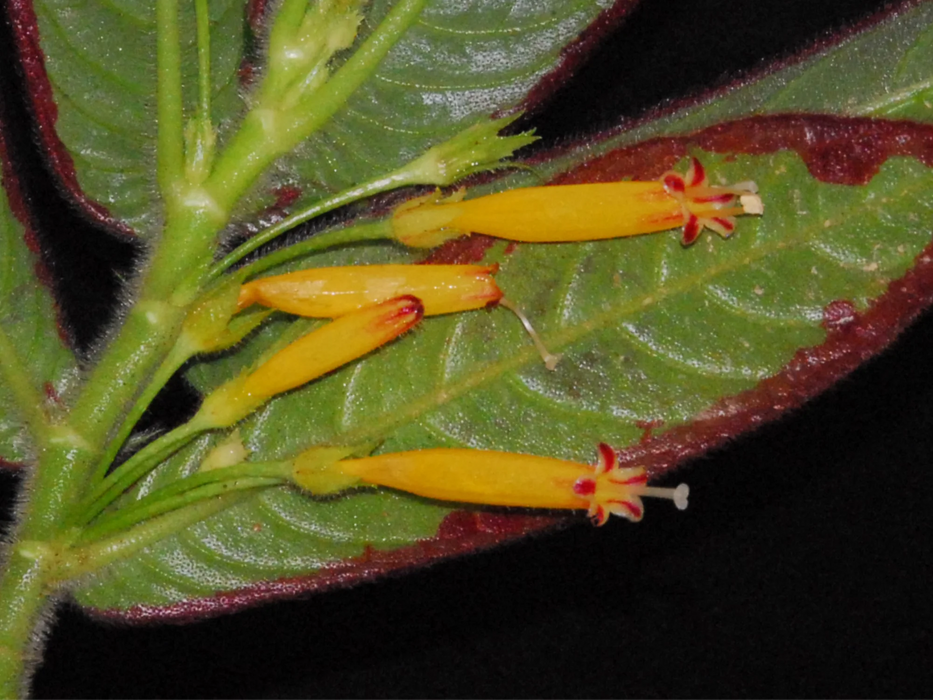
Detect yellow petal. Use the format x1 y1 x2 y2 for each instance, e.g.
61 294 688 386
443 181 681 242
329 443 688 525
238 264 502 317
338 448 590 510
391 158 761 246
244 295 423 398
198 295 423 428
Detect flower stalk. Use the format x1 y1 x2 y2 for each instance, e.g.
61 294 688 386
74 295 425 526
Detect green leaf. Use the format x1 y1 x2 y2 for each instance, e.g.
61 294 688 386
0 140 77 466
263 0 620 213
71 4 933 615
28 0 246 235
75 126 933 610
568 1 933 162
20 0 620 237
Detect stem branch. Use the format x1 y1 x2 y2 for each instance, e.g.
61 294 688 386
238 220 393 279
57 492 258 582
156 0 185 195
207 178 404 280
77 462 289 545
76 418 210 527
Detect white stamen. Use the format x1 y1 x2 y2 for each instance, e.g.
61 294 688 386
673 483 689 510
740 193 764 215
634 483 690 510
498 298 562 371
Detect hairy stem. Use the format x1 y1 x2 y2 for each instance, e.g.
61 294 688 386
76 462 289 545
56 492 257 582
195 0 212 126
76 417 210 527
0 554 47 698
87 343 196 488
208 178 405 279
0 428 94 697
0 1 432 693
202 0 429 218
156 0 185 195
238 220 393 279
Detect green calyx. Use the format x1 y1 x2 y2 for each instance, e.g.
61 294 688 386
401 114 539 186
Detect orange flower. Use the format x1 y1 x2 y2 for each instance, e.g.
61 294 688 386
392 157 762 247
294 442 688 525
197 295 423 428
237 264 502 317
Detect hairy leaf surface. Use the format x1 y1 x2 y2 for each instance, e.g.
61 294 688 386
0 127 77 466
14 0 245 235
76 126 933 614
72 3 933 616
10 0 627 237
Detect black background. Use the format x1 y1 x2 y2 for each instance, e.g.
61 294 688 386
2 0 932 696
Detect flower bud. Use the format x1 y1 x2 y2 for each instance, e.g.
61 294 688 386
402 114 538 187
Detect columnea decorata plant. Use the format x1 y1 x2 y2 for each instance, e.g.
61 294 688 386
0 0 931 695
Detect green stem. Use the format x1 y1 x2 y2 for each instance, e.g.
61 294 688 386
0 8 219 687
195 0 211 125
261 0 309 107
238 220 393 279
206 177 405 280
286 0 429 140
274 0 308 29
0 553 47 698
77 462 289 545
0 324 52 449
88 343 193 487
56 492 258 582
76 417 210 527
0 433 92 697
0 2 431 693
156 0 185 195
202 0 428 221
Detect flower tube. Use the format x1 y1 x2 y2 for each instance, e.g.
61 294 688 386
293 442 688 525
392 157 762 247
197 295 423 428
237 264 502 317
238 263 561 369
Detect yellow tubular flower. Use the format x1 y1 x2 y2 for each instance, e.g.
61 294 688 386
237 264 503 317
197 295 423 428
392 157 763 247
294 442 688 525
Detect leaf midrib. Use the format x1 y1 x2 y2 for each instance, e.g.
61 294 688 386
326 157 927 449
854 78 933 115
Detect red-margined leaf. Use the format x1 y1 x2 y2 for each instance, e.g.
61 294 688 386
0 105 77 467
7 0 636 238
72 1 933 619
